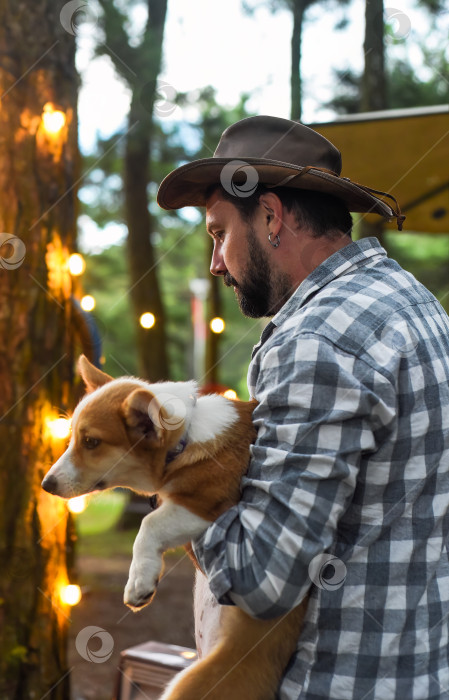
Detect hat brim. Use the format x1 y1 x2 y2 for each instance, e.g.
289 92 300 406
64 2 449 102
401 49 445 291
157 157 395 220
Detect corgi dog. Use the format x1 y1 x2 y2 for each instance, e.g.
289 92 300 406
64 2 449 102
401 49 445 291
42 356 306 700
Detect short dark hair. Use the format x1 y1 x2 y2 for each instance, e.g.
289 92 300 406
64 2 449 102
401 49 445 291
206 183 353 239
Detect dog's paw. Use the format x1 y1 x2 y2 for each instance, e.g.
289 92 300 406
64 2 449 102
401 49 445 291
124 557 161 611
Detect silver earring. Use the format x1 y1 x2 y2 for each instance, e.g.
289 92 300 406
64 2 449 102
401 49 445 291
268 232 280 248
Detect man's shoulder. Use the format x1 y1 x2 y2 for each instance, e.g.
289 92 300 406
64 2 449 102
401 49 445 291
260 256 446 363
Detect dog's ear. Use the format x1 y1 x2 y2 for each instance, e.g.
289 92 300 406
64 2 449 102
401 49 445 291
121 388 165 446
78 354 113 393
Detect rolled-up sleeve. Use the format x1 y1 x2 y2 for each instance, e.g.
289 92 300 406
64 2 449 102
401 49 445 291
192 332 396 619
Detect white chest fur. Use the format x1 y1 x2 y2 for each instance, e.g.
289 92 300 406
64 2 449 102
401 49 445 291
194 571 223 659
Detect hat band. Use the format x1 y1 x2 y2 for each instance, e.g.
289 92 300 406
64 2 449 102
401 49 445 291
268 165 339 189
268 165 406 231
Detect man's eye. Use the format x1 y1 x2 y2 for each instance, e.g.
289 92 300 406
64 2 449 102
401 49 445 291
82 436 101 450
214 231 225 242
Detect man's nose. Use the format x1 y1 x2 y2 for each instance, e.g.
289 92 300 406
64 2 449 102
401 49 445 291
210 245 226 277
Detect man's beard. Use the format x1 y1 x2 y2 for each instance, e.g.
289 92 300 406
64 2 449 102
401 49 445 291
224 226 292 318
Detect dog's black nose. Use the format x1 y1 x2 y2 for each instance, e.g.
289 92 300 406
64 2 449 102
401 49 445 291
42 475 58 495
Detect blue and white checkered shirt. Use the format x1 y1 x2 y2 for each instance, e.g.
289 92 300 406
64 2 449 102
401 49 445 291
194 237 449 699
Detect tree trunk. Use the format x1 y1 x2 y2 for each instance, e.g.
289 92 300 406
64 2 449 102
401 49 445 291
290 1 306 120
123 0 169 381
361 0 386 111
359 0 388 246
124 95 169 381
0 1 78 697
96 0 169 381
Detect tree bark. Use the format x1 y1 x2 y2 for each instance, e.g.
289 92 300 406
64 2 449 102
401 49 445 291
124 93 169 381
359 0 388 245
0 1 78 697
361 0 386 111
290 0 306 120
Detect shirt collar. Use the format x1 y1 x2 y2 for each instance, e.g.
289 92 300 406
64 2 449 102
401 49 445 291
251 237 386 358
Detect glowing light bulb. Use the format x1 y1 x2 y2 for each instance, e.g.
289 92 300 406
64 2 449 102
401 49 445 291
47 417 71 440
68 495 87 514
223 389 237 400
59 584 82 606
140 312 155 329
68 253 86 276
180 651 197 659
210 317 225 334
42 103 66 135
80 295 95 312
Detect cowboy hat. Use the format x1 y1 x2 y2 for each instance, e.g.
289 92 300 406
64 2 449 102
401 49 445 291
157 116 405 229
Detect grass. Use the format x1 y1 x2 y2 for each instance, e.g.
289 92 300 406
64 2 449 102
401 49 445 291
76 489 127 536
76 527 138 558
73 489 186 559
74 490 138 558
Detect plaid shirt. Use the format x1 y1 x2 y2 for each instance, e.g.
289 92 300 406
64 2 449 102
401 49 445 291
193 237 449 699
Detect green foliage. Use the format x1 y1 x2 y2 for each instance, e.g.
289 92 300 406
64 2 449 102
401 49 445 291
79 88 262 391
385 232 449 312
327 23 449 114
417 0 448 12
5 646 28 667
79 4 449 392
387 53 449 108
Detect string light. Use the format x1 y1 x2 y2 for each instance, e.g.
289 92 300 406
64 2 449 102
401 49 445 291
47 417 71 440
140 312 155 329
223 389 237 400
80 295 95 312
180 651 197 660
42 103 66 136
59 584 82 606
68 253 86 276
210 317 225 334
68 495 88 514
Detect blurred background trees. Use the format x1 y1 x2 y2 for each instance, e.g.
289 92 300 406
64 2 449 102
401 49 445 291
1 0 447 693
77 0 448 393
94 0 170 380
0 0 78 696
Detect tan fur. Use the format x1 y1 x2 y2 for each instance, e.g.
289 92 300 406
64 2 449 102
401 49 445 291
163 401 257 521
43 356 307 699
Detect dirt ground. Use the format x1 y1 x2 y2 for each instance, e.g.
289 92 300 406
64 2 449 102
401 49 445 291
68 550 196 700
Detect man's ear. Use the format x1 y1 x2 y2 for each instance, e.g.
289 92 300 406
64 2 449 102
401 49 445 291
78 354 113 393
121 388 165 446
258 192 283 234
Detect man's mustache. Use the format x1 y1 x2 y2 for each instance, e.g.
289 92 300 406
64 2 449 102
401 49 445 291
224 272 239 288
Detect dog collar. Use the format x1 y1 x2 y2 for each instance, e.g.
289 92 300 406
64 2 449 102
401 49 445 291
165 393 197 464
165 436 188 464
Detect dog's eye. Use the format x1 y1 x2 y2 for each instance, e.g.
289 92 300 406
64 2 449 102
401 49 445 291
82 436 101 450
